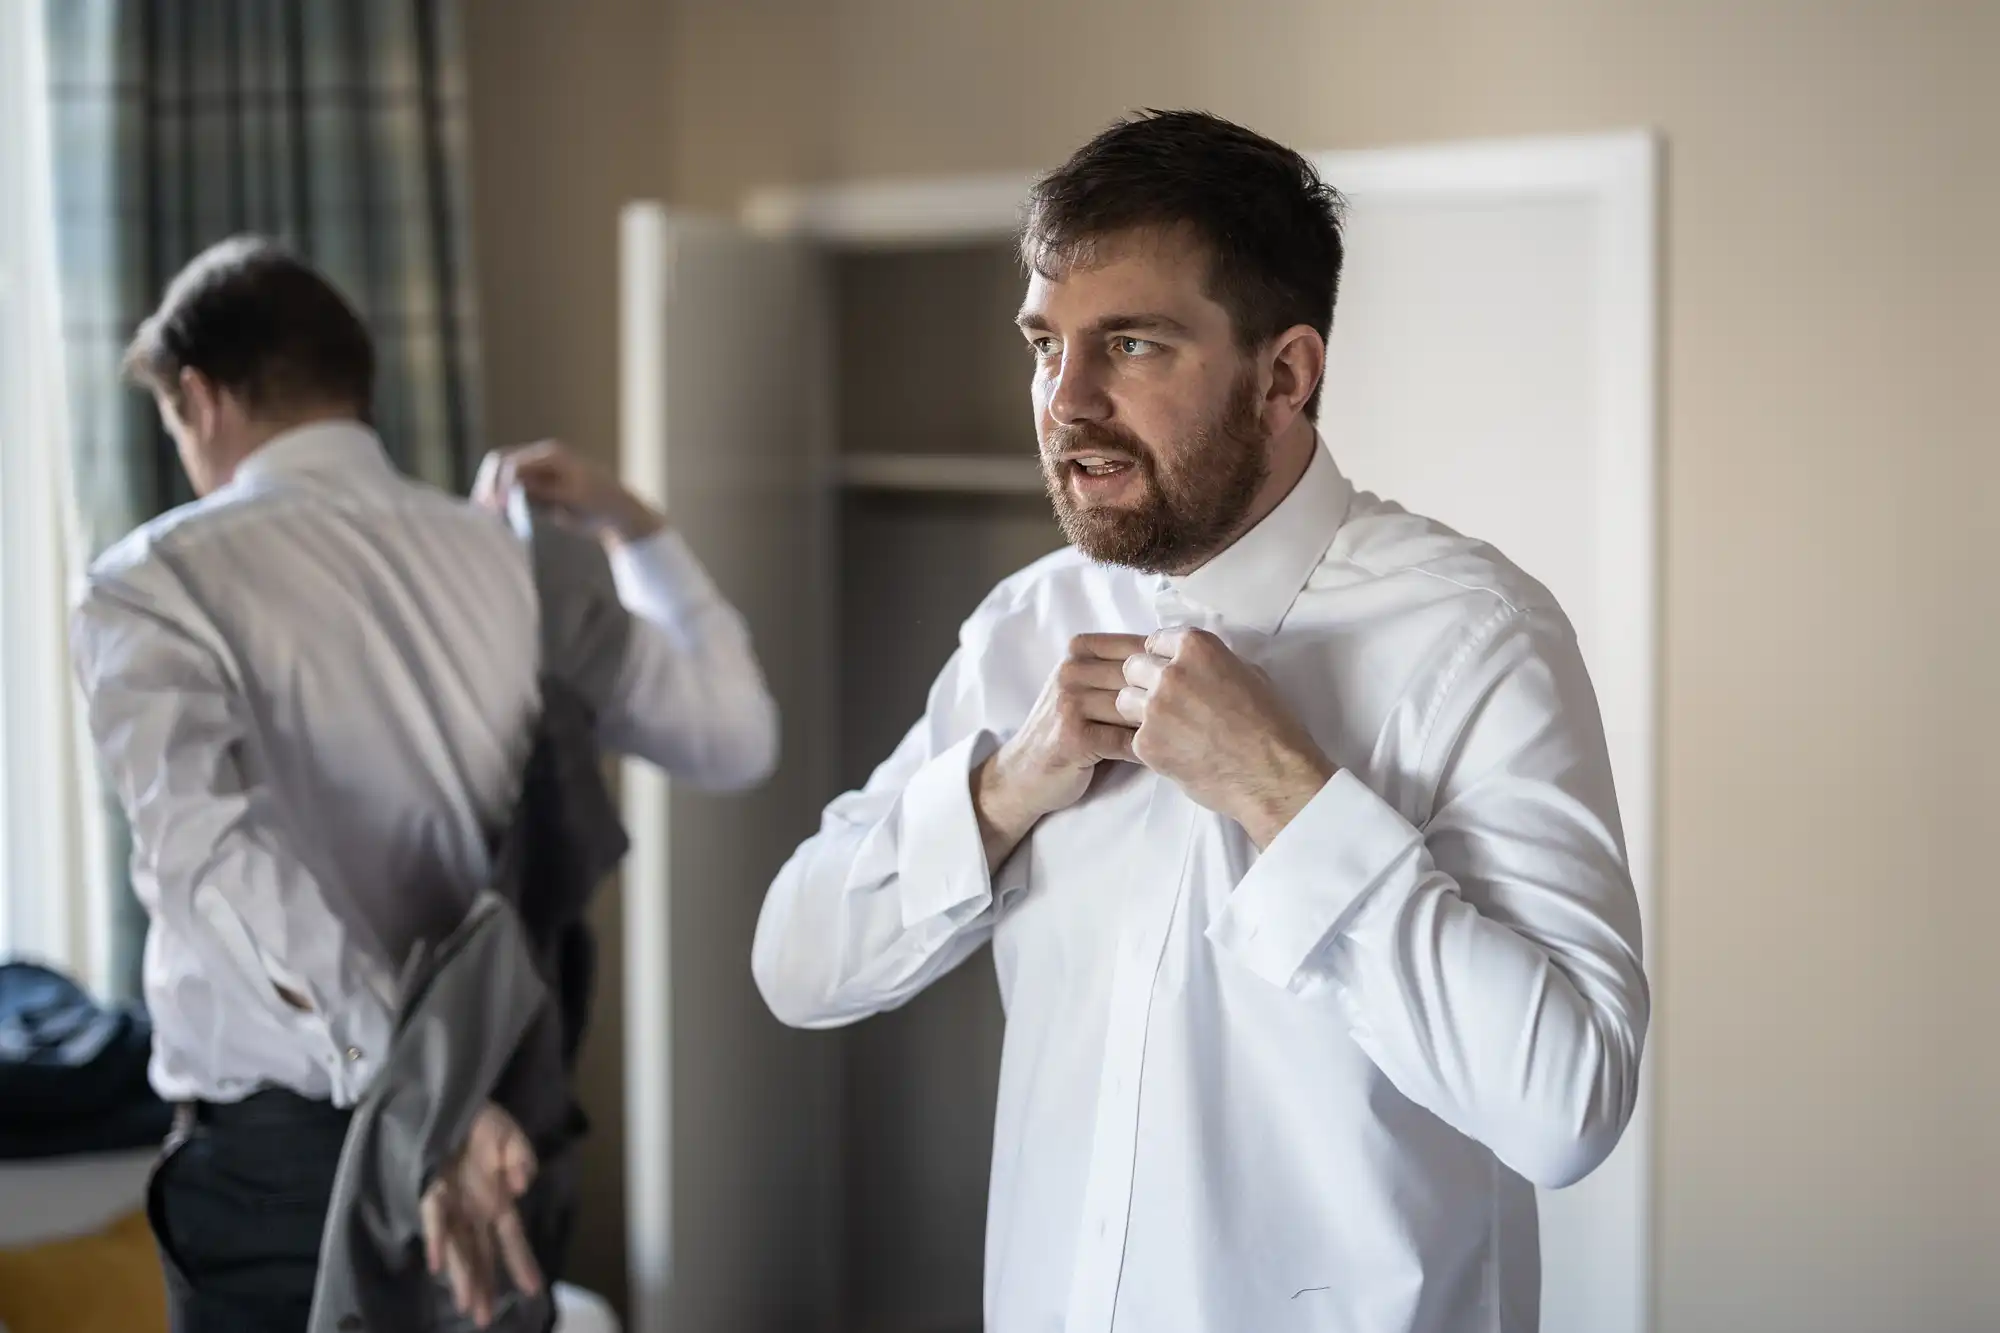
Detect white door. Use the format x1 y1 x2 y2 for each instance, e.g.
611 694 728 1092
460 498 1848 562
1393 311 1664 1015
1313 134 1659 1333
618 206 841 1333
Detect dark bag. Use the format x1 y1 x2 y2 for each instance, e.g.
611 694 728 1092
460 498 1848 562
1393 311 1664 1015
0 960 172 1159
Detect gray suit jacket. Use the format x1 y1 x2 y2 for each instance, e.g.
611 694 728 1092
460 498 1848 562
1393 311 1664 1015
308 507 632 1333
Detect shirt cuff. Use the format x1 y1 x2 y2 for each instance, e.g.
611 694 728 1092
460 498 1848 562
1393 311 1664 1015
897 731 1001 930
1206 768 1425 992
608 528 718 627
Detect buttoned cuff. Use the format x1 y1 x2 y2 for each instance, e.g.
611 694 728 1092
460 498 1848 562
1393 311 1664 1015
897 731 1002 930
1207 769 1425 991
608 528 716 627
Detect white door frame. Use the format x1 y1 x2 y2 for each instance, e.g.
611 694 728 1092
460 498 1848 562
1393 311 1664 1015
736 129 1660 1333
619 202 677 1333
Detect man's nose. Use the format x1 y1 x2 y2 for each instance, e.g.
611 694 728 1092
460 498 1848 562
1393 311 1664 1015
1047 347 1112 426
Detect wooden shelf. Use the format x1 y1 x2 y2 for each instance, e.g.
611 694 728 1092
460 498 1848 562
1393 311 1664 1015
838 453 1044 495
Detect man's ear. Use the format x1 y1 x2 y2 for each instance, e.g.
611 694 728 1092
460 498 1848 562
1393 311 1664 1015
1262 324 1325 430
176 367 220 436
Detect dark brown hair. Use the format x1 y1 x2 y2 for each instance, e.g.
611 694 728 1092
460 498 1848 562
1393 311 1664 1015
1021 110 1346 416
124 236 374 417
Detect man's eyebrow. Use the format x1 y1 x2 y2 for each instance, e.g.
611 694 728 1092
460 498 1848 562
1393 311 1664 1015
1013 310 1194 337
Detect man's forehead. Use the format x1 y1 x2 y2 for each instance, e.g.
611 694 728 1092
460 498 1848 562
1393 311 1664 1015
1019 226 1216 324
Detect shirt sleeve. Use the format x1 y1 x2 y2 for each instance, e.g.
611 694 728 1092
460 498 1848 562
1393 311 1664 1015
1206 604 1649 1189
750 597 1025 1029
598 528 779 790
71 567 396 1100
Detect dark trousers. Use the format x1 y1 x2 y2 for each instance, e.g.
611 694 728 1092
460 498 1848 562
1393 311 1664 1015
147 1088 352 1333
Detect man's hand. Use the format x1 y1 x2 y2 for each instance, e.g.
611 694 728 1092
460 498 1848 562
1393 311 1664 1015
472 439 665 546
1117 628 1337 847
972 633 1147 869
420 1102 544 1329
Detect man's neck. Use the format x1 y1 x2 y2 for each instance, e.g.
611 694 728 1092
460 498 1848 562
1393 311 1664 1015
216 406 364 487
238 405 363 454
1252 420 1319 524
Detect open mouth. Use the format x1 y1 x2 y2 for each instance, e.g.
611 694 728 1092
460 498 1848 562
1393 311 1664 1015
1066 454 1135 479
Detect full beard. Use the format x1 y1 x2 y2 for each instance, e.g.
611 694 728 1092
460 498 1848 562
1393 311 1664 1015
1041 370 1269 575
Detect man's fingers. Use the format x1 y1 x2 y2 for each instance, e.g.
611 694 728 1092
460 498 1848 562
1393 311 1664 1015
1061 649 1150 730
493 1207 545 1298
473 440 575 511
505 453 574 504
1115 685 1149 727
1059 657 1130 692
1069 632 1150 662
1071 686 1133 728
1147 626 1224 660
1122 652 1168 692
420 1187 447 1275
501 1131 538 1197
443 1238 476 1323
467 1224 498 1328
1087 721 1138 762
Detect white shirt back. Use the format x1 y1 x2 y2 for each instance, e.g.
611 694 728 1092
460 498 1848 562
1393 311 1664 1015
74 421 776 1107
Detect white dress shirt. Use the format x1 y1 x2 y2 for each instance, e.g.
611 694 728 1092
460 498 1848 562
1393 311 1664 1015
753 438 1648 1333
72 421 777 1108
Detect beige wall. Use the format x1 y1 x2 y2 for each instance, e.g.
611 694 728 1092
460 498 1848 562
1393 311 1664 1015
467 2 2000 1329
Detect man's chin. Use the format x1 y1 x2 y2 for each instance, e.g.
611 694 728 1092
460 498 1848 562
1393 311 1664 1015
1057 515 1160 570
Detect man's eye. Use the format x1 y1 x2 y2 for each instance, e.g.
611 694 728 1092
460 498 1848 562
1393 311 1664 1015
1027 337 1059 358
1115 337 1158 357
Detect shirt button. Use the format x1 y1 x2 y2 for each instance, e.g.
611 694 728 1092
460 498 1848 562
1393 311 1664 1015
344 1046 362 1062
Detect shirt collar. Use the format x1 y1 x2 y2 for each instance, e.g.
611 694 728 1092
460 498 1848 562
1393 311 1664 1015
231 419 395 489
1156 433 1352 636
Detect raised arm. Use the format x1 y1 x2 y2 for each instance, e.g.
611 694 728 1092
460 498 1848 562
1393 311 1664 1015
475 439 778 789
1127 611 1648 1188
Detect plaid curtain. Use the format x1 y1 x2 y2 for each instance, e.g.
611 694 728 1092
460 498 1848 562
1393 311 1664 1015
43 0 486 998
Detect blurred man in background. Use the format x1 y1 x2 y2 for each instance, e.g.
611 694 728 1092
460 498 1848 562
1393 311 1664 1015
73 236 777 1331
753 111 1648 1333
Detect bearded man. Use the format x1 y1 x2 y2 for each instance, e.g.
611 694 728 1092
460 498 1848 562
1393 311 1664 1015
751 110 1648 1333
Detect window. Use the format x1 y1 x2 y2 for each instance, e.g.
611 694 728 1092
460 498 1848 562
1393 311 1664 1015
0 1 98 976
